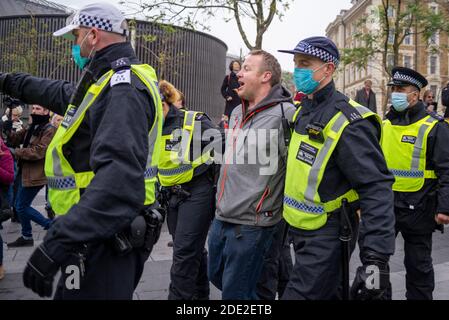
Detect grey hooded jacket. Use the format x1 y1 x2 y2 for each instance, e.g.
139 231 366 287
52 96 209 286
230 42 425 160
215 84 296 227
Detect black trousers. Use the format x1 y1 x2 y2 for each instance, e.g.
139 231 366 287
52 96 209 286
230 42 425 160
281 213 358 300
167 174 215 300
256 219 293 300
54 243 149 300
397 231 434 300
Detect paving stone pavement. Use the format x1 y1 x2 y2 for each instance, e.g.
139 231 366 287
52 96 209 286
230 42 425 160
1 190 448 300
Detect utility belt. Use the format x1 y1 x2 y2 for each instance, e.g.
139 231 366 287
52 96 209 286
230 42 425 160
111 204 166 256
162 164 216 199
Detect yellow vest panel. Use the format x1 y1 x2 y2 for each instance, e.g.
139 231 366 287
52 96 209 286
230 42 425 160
45 64 163 215
158 110 212 187
381 115 438 192
283 100 380 230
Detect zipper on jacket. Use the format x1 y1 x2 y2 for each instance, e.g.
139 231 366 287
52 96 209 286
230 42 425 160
255 186 271 224
217 101 278 206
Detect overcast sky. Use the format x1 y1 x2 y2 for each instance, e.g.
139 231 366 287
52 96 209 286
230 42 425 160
52 0 353 71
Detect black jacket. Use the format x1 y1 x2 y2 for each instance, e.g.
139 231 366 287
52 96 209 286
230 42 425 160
0 42 156 263
220 72 241 117
385 102 449 234
354 88 377 114
294 81 396 256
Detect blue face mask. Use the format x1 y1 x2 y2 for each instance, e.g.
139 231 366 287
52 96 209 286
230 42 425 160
71 31 93 70
391 91 415 112
293 63 328 95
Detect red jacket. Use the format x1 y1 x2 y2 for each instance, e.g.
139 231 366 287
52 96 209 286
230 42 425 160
0 138 14 186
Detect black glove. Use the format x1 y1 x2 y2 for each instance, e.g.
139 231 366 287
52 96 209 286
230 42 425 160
2 120 13 133
23 244 60 298
350 250 391 300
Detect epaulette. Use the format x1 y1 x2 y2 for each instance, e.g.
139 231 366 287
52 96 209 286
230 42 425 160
195 112 211 121
110 57 131 87
427 111 444 122
335 96 363 124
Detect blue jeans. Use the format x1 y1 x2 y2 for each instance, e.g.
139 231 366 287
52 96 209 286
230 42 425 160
208 219 276 300
15 177 51 238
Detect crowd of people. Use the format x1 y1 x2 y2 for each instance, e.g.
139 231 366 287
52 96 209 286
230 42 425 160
0 2 449 301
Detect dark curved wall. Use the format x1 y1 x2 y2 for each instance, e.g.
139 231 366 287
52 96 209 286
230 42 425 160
0 15 227 121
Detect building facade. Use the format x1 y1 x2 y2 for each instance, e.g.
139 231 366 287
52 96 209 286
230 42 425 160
326 0 449 115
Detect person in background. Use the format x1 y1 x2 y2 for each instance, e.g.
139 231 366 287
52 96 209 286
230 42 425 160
383 67 449 300
2 105 24 134
220 60 241 122
1 100 24 223
442 82 449 120
158 80 218 300
0 136 14 281
422 89 437 113
6 105 55 247
355 79 377 113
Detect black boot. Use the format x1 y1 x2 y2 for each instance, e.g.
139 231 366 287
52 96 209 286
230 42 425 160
7 236 34 248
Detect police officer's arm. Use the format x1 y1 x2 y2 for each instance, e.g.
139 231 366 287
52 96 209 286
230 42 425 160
0 73 74 116
198 114 224 158
431 122 449 216
335 118 396 256
43 81 154 263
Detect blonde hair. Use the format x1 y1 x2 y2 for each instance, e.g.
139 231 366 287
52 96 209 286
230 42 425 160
159 80 181 105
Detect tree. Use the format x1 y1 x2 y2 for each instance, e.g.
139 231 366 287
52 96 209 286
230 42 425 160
342 0 447 78
121 0 292 50
0 15 71 76
341 0 448 111
129 20 186 81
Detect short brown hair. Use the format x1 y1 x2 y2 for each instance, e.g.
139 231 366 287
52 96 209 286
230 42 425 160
248 50 281 86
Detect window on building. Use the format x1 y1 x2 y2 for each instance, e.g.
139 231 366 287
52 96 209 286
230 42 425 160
388 29 395 44
387 6 395 17
430 5 438 14
387 54 394 69
404 30 412 45
404 55 412 68
430 56 438 74
429 32 438 45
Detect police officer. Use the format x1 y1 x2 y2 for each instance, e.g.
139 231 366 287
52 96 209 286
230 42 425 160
278 37 396 300
383 67 449 300
158 80 219 300
0 3 163 299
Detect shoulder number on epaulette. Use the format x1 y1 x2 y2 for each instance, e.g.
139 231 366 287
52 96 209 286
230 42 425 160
111 69 131 87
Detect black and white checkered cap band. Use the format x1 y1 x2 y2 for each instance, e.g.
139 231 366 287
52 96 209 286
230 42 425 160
295 41 339 66
393 72 424 89
72 14 113 32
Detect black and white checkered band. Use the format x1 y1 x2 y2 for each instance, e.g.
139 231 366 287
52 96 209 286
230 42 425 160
72 14 113 32
295 41 339 66
393 71 423 89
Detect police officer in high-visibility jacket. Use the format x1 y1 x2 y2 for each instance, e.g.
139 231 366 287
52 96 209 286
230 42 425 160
278 37 396 300
383 67 449 300
0 3 163 299
158 80 220 300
